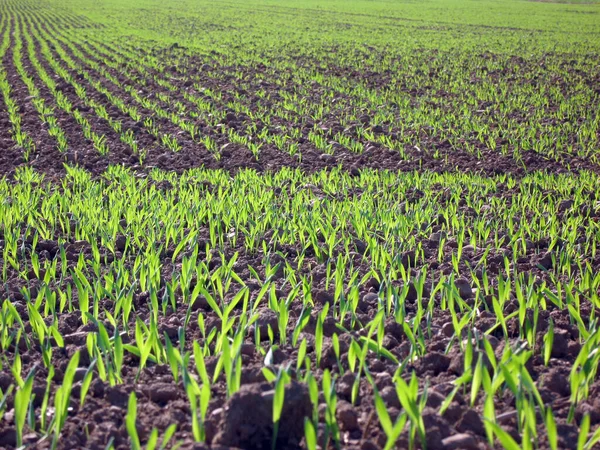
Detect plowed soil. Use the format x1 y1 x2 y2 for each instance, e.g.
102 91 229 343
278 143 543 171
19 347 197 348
1 0 600 449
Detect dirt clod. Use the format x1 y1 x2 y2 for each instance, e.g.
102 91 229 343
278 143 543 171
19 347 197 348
541 368 570 397
441 433 479 449
456 409 486 437
455 278 473 299
551 330 569 358
337 401 359 431
418 352 451 375
214 381 311 449
558 199 574 213
537 251 554 270
143 383 180 403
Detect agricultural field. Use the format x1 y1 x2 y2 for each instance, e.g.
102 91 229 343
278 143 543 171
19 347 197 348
0 0 600 448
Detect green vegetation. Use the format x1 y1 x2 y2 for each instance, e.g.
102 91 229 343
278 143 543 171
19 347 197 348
2 165 600 447
1 0 599 447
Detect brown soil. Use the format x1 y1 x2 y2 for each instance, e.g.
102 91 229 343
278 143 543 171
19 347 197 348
1 5 600 450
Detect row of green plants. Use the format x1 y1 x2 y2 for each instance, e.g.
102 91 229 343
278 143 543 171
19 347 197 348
4 1 598 166
0 13 36 160
1 165 600 448
10 14 67 154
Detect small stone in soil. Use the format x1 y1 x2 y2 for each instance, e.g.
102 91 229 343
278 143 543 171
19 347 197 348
360 292 379 308
74 367 88 382
319 153 336 164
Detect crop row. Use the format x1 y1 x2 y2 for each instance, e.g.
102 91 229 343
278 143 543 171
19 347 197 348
0 0 599 177
1 165 600 448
